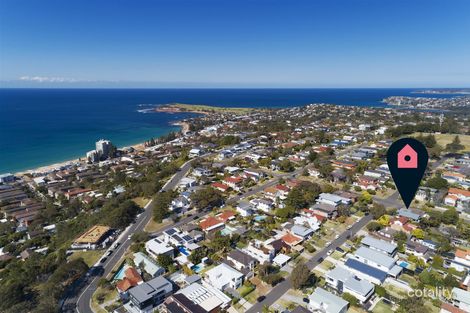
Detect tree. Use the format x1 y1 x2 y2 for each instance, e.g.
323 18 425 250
431 255 444 269
279 159 295 172
290 263 310 289
411 228 425 239
190 187 224 210
442 208 459 225
397 296 427 313
157 254 174 269
375 285 387 297
188 247 208 264
446 135 464 152
359 191 372 204
367 221 382 231
153 190 177 222
426 175 448 190
285 181 321 210
370 203 386 219
342 292 359 306
377 215 390 227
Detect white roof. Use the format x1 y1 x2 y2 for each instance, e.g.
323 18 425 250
309 287 349 313
362 235 397 254
205 263 243 289
177 282 231 311
273 253 291 265
145 238 173 255
355 246 396 270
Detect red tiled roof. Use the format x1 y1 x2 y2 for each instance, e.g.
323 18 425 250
116 267 142 292
449 188 470 197
199 216 224 230
441 302 467 313
224 176 243 184
281 233 303 245
218 210 236 222
275 184 290 192
211 182 229 191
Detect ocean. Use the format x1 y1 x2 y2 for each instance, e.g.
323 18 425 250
0 88 455 173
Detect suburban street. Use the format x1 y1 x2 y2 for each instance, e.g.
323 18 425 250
64 152 448 313
245 214 373 313
65 160 195 313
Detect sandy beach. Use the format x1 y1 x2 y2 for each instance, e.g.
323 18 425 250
14 122 187 176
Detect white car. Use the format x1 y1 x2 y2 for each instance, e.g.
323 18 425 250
325 241 331 246
335 234 340 239
327 249 333 255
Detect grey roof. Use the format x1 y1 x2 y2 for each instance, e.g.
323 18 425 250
311 203 337 213
355 246 396 270
128 276 172 304
291 225 314 237
452 287 470 304
361 236 397 254
308 287 348 313
327 266 374 296
227 249 257 266
237 201 254 210
319 193 343 203
398 208 423 220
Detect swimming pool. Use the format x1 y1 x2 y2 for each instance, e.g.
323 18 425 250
113 264 130 281
254 215 267 222
191 264 203 273
399 261 409 268
178 246 190 256
220 226 236 236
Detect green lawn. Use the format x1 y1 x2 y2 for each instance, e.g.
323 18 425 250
372 300 394 313
69 250 104 267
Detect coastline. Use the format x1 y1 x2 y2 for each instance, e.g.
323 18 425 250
13 123 186 176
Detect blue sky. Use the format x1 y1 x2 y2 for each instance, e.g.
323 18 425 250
1 0 469 87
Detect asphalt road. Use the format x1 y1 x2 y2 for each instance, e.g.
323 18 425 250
245 214 373 313
66 158 304 313
64 159 195 313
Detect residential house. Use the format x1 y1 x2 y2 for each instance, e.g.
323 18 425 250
126 276 173 313
450 248 470 272
145 238 175 259
243 239 275 264
325 266 374 303
236 201 255 217
308 287 349 313
361 235 397 257
116 267 143 296
250 198 274 213
345 246 402 285
226 249 257 272
133 252 164 277
211 182 230 192
204 263 244 290
199 216 224 233
163 282 231 313
451 287 470 312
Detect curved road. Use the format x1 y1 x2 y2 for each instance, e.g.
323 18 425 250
63 159 195 313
